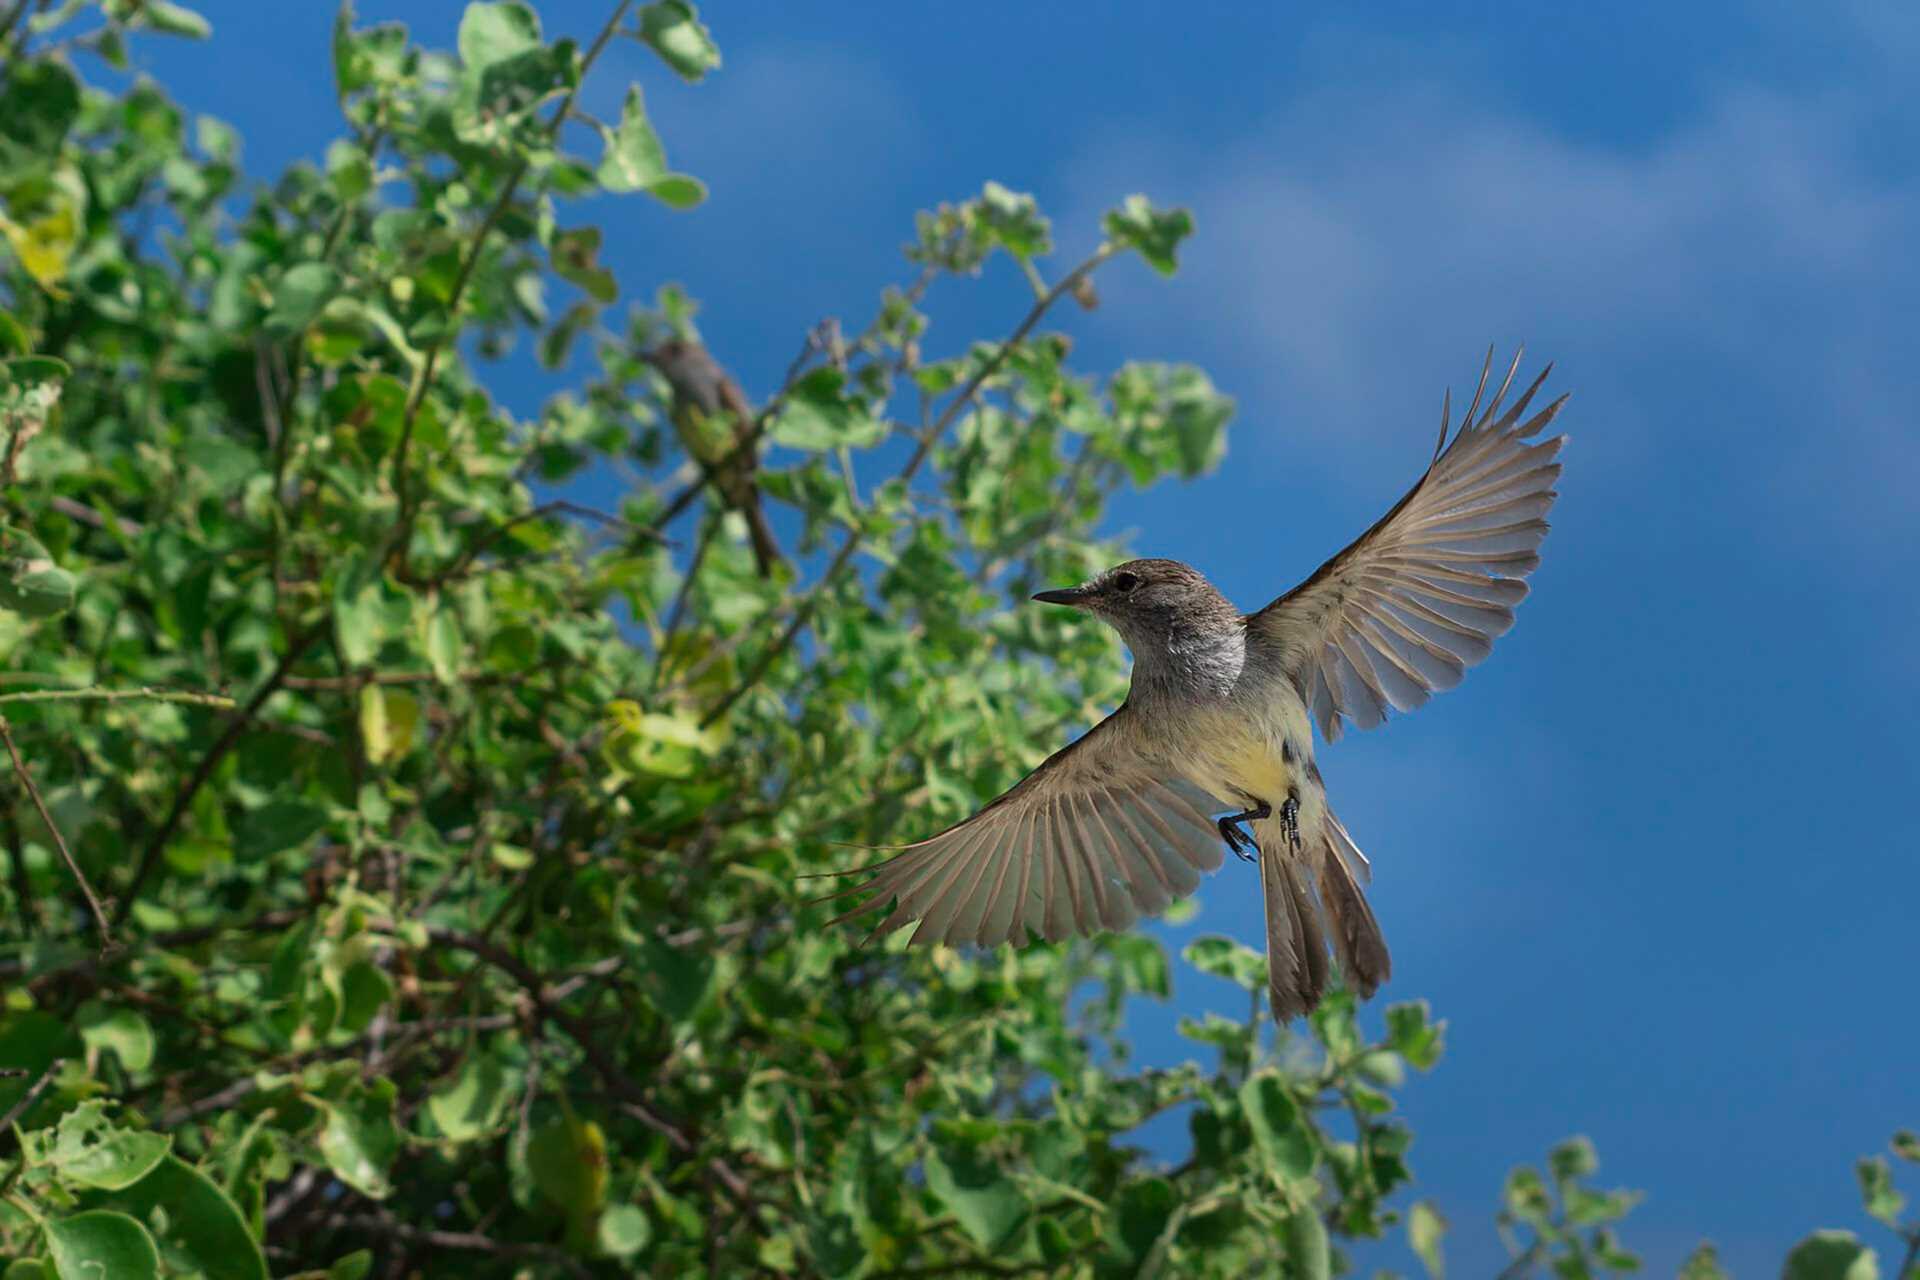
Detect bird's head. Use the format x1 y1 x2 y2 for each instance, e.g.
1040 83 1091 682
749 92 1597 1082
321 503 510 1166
1033 558 1241 657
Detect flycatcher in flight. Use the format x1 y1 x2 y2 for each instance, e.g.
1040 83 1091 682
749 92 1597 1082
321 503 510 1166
819 349 1567 1019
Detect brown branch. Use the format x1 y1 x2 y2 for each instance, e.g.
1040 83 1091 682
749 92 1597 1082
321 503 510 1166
0 1059 64 1151
434 498 661 587
0 715 109 949
313 1214 591 1280
114 620 327 927
423 926 692 1152
48 496 144 536
698 245 1120 729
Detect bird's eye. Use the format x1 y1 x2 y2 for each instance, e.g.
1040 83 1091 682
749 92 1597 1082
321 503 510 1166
1111 571 1140 594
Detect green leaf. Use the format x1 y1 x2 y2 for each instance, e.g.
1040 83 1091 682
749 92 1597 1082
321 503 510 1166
1855 1157 1906 1229
5 355 70 385
1677 1243 1730 1280
597 1204 653 1258
0 60 81 152
136 1 212 38
317 1078 402 1200
770 368 886 451
923 1139 1027 1251
647 173 707 210
4 1261 51 1280
458 0 541 71
333 7 410 96
1409 1200 1446 1279
1102 194 1194 275
550 227 618 304
635 934 715 1025
334 560 407 665
74 1004 156 1074
428 1051 518 1142
597 85 704 207
83 1155 269 1280
1182 934 1267 991
39 1102 170 1191
328 1251 372 1280
1285 1205 1331 1280
1238 1070 1315 1182
636 1 720 81
527 1114 609 1213
1782 1231 1879 1280
1385 1000 1446 1071
266 263 340 334
358 686 420 764
1548 1135 1599 1185
45 1211 160 1280
0 526 76 619
1893 1130 1920 1163
232 800 328 860
336 959 394 1035
0 311 28 356
977 182 1051 260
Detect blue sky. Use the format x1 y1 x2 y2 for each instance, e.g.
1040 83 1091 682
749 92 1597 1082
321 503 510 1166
126 2 1920 1273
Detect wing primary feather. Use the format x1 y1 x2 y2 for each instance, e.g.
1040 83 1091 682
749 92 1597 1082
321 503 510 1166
1478 345 1524 428
1460 344 1495 438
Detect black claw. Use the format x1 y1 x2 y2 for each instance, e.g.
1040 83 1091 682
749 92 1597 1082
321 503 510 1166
1217 799 1273 863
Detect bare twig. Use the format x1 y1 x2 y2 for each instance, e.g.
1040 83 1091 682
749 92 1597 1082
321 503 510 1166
115 620 327 926
48 496 143 536
0 1059 64 1149
313 1214 591 1280
697 244 1121 729
0 716 109 949
436 498 661 586
0 685 237 709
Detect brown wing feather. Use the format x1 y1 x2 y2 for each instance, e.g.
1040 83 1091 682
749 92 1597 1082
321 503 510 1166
812 706 1227 947
1248 347 1568 742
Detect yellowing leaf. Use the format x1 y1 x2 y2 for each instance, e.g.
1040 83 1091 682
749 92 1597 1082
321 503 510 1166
359 686 420 763
0 204 77 292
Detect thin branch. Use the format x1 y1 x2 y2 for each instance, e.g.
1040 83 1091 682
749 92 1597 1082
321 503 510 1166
0 685 237 709
0 1059 64 1150
0 0 33 52
48 496 143 536
698 244 1120 729
0 716 109 949
115 620 327 926
390 0 634 541
423 926 692 1152
436 498 661 586
313 1214 591 1280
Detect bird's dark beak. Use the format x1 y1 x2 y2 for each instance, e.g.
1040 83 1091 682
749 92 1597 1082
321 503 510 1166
1032 585 1096 608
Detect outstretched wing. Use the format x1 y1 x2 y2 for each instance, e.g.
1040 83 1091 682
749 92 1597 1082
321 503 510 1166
1249 348 1568 742
816 707 1229 947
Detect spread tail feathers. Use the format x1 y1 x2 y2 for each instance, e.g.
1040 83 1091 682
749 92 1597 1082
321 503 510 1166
1262 811 1392 1021
1319 811 1391 1000
1261 842 1328 1021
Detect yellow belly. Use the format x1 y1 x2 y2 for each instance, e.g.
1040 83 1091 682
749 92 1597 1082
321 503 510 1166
1177 697 1325 856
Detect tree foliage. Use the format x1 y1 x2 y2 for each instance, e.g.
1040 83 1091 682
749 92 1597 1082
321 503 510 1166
0 4 1912 1278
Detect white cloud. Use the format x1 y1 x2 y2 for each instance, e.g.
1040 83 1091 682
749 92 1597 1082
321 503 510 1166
1064 72 1920 547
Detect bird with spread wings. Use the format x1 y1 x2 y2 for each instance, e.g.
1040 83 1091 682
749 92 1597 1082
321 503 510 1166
815 350 1567 1018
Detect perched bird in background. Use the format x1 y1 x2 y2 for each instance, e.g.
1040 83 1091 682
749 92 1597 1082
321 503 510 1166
643 337 786 577
818 349 1567 1020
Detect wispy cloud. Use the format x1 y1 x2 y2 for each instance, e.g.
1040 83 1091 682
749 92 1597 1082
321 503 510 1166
1065 69 1920 554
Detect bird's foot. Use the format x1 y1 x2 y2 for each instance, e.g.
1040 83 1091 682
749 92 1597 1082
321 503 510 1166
1217 800 1272 864
1280 791 1302 854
